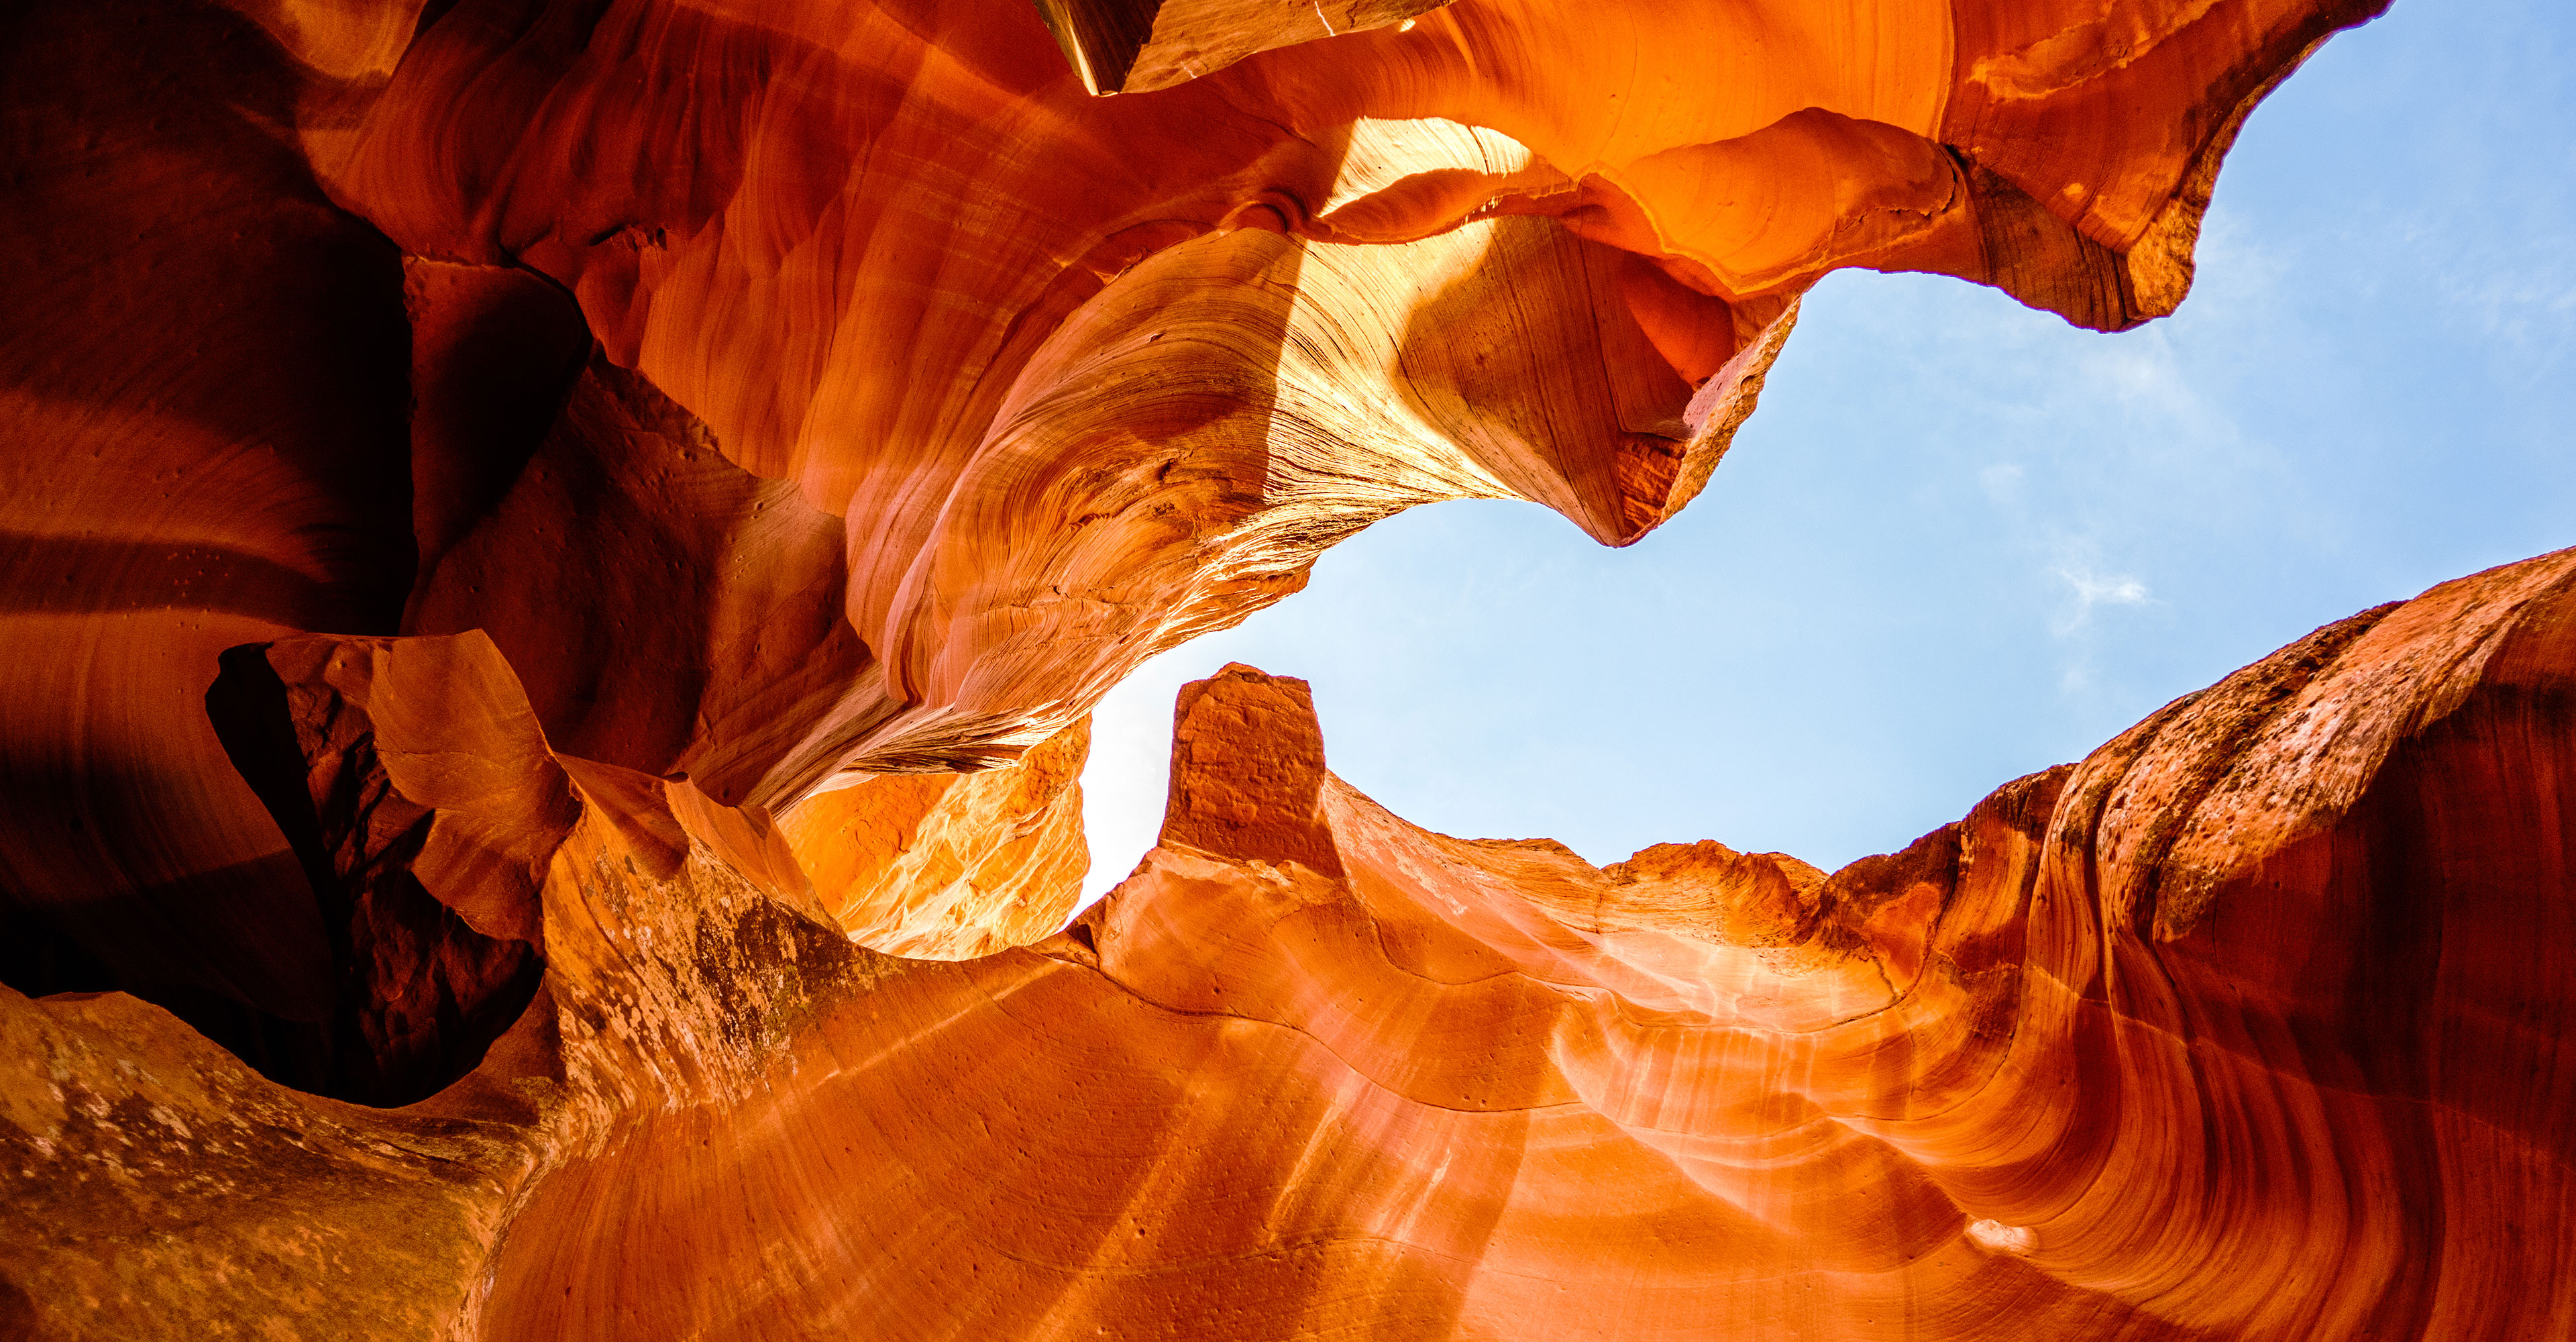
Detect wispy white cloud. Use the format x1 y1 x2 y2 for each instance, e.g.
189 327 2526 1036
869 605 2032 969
2054 564 2153 622
2043 557 2157 694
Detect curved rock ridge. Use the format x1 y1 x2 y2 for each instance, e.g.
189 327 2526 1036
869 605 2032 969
0 0 2381 1072
6 551 2572 1339
13 0 2540 1336
311 0 2385 790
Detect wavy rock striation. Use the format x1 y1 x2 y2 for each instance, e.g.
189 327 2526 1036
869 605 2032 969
0 0 2380 1039
6 554 2573 1339
9 0 2563 1338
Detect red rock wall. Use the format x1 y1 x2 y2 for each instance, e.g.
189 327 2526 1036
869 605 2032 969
0 0 2385 1039
12 0 2563 1339
5 554 2571 1339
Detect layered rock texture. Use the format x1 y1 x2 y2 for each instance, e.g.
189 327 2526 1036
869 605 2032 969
12 0 2571 1337
8 561 2575 1339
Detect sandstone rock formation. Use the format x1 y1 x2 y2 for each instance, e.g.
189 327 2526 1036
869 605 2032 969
7 554 2574 1339
0 0 2386 1066
14 0 2566 1337
780 717 1091 958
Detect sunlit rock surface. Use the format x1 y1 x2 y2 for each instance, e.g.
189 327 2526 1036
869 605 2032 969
13 0 2567 1337
7 558 2574 1339
781 719 1091 959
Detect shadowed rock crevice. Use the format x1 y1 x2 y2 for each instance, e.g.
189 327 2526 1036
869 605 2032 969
208 636 559 1106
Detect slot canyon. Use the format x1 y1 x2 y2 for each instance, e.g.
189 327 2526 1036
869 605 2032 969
2 0 2570 1337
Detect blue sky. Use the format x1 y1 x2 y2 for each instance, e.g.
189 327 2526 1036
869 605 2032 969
1076 0 2576 904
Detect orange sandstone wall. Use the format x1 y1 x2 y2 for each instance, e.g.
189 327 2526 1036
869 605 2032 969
0 0 2382 1049
13 1 2561 1339
5 555 2572 1339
